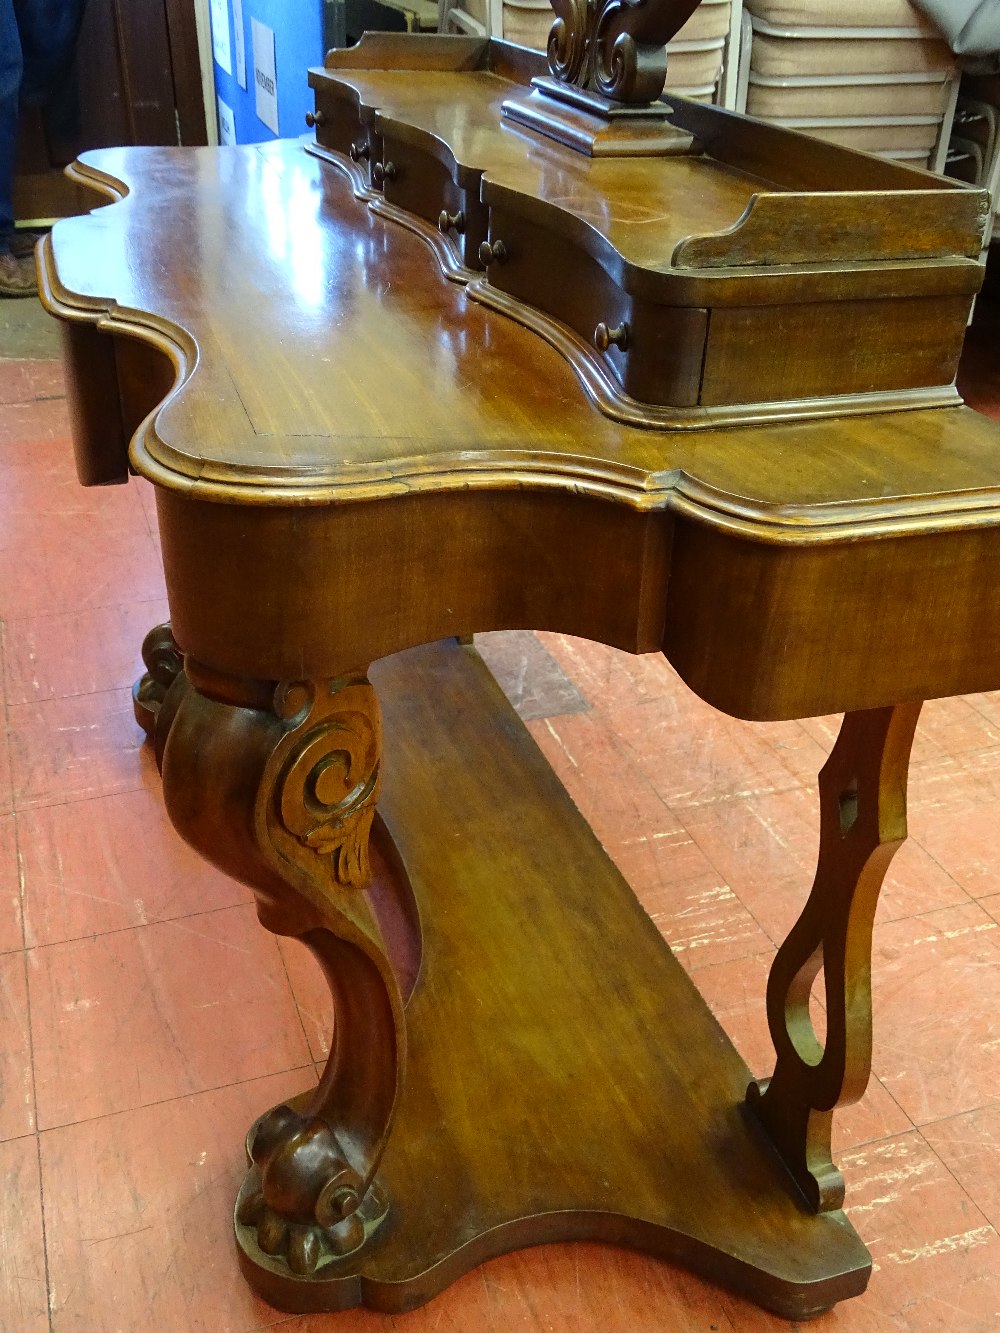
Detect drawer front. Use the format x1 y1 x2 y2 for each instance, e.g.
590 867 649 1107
311 87 368 164
377 130 488 270
480 205 706 408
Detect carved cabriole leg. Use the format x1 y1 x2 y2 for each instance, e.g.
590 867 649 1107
746 702 922 1212
135 625 404 1284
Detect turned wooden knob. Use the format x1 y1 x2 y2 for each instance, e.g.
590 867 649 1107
349 140 370 162
372 161 397 185
438 209 466 235
595 321 630 352
305 110 325 128
478 239 508 266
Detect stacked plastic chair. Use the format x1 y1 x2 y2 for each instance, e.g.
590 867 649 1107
738 0 960 170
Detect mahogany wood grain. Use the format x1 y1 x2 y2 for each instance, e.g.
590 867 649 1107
37 128 1000 1323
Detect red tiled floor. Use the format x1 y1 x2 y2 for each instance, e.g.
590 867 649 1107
7 686 153 811
0 358 64 406
0 1135 48 1332
3 597 170 704
0 950 35 1141
28 904 313 1129
0 813 21 951
38 1068 358 1333
18 786 251 948
870 902 1000 1126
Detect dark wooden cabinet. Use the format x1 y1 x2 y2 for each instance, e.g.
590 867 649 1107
14 0 207 223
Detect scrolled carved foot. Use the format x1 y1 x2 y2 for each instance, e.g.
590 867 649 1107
236 1103 389 1275
132 623 184 739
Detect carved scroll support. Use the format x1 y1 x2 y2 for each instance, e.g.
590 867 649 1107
136 625 404 1286
745 702 923 1212
547 0 702 104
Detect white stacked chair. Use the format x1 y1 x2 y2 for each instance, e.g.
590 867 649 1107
738 0 960 170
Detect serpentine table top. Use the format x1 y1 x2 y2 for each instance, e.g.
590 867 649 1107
37 136 1000 1320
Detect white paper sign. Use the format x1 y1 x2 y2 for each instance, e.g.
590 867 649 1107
217 95 236 145
233 0 247 90
209 0 232 76
251 19 279 135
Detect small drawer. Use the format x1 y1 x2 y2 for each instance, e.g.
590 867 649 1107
479 204 706 408
376 125 489 270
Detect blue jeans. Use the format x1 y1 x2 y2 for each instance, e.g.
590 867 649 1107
1 0 84 253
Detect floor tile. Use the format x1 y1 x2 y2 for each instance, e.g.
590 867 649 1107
678 787 820 946
276 934 334 1065
40 1068 327 1333
537 632 686 712
19 786 252 947
0 951 34 1141
0 358 64 405
28 904 312 1129
0 396 69 446
0 504 164 621
870 902 1000 1126
3 597 170 704
642 868 773 973
839 1132 1000 1333
908 795 1000 901
607 695 810 811
0 697 11 816
475 629 590 721
0 814 19 952
526 710 687 851
0 1135 48 1332
922 1104 1000 1235
916 694 1000 760
7 685 152 811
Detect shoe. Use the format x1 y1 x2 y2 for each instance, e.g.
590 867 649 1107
0 251 37 298
10 230 43 259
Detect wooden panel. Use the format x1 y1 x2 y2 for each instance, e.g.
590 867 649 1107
663 518 1000 720
700 295 972 406
155 487 674 680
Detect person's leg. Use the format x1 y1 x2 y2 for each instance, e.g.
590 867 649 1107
0 0 23 256
0 0 34 293
14 0 85 106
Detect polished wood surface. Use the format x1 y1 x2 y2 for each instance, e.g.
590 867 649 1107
39 142 1000 717
37 126 1000 1322
307 37 986 415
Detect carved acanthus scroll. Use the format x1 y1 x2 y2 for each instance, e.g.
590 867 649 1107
139 630 404 1286
548 0 702 104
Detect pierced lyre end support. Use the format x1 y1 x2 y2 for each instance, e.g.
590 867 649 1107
745 702 923 1213
136 629 405 1298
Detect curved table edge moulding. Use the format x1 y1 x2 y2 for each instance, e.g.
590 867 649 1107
35 109 1000 1322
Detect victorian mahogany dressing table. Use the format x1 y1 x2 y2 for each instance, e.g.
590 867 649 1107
38 0 1000 1320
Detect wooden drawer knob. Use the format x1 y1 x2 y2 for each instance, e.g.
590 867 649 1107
438 209 466 235
372 161 397 184
349 140 370 162
305 110 325 128
595 321 629 352
478 239 508 266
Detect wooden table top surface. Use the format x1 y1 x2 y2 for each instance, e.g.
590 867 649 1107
38 139 1000 549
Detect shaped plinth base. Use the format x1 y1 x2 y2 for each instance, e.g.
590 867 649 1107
237 640 870 1319
502 78 699 157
